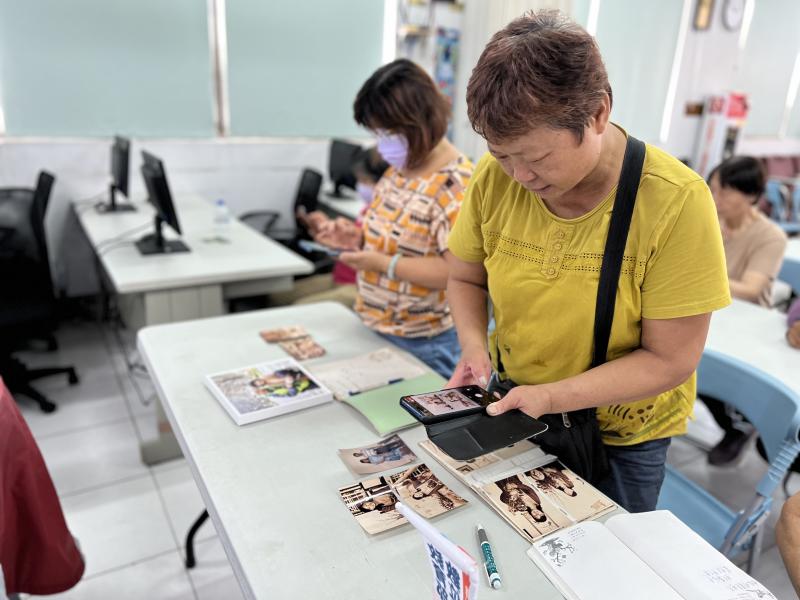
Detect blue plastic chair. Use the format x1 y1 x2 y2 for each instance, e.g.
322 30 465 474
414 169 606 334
765 180 800 234
657 349 800 573
779 258 800 296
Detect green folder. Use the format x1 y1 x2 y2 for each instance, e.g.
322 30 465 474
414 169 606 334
342 372 446 436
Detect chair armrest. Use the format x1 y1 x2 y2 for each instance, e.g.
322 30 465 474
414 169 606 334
239 211 281 235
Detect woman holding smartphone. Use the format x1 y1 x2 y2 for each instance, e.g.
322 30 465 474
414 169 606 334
323 59 474 378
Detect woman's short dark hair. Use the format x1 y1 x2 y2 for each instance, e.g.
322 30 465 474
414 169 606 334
467 10 611 144
354 59 450 169
351 146 389 183
707 156 766 198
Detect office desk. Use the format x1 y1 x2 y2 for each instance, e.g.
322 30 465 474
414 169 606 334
138 303 570 600
76 195 314 331
706 300 798 394
318 193 363 221
77 195 314 464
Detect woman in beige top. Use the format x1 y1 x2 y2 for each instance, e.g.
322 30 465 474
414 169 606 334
702 155 788 467
708 156 787 307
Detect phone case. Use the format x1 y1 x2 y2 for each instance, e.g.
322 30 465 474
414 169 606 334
423 410 548 460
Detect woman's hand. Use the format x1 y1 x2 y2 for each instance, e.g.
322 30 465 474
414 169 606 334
788 322 800 349
338 250 390 272
315 217 362 250
297 209 330 236
486 384 553 419
447 345 492 388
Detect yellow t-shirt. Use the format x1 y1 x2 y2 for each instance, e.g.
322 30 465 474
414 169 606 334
448 144 731 446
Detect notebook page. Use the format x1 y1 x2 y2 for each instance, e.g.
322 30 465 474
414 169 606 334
606 511 776 600
310 347 426 399
528 521 683 600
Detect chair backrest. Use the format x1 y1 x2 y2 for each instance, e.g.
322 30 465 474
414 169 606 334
0 171 56 304
791 184 800 222
31 171 55 282
294 169 322 235
779 258 800 295
764 180 789 221
293 168 322 220
697 349 800 465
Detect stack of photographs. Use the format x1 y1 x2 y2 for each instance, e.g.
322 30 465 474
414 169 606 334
338 463 468 535
420 440 616 543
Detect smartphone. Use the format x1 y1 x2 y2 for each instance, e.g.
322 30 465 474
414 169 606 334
400 385 495 425
298 239 341 257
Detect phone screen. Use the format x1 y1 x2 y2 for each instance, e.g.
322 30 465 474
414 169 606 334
400 386 492 424
298 239 341 256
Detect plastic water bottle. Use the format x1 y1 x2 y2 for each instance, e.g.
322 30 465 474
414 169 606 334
213 198 231 239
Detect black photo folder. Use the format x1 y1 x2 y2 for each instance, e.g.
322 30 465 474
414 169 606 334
423 410 548 461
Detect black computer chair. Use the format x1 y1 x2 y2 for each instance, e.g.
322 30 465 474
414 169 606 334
240 168 334 271
240 167 323 240
0 172 78 413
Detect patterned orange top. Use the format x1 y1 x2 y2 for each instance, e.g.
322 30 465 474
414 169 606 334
355 155 473 338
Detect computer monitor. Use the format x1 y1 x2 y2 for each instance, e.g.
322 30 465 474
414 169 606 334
141 149 162 172
135 158 190 256
328 139 360 197
100 136 136 212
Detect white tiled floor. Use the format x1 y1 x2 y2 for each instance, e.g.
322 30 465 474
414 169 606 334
16 320 244 600
13 319 800 599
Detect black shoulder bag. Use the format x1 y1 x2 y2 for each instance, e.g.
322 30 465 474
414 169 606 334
488 136 646 484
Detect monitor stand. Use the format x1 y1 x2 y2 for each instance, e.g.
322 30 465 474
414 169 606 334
135 216 190 255
97 184 137 213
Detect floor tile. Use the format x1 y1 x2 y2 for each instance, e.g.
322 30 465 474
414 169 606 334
748 544 797 600
60 476 177 577
18 367 130 439
187 537 244 600
38 550 195 600
37 419 150 496
666 436 706 468
155 463 218 548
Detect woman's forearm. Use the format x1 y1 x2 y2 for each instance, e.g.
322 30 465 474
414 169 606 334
447 277 489 353
394 255 450 289
729 279 762 304
542 347 696 414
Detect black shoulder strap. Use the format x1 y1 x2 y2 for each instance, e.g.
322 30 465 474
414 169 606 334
591 136 646 368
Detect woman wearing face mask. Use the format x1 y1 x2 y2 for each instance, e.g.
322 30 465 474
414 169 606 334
328 59 474 378
282 148 389 308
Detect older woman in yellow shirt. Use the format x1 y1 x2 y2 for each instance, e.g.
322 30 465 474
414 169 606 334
446 11 730 512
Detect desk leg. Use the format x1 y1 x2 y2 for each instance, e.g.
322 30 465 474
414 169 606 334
135 285 225 465
140 397 184 465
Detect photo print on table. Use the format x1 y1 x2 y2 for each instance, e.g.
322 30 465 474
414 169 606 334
339 463 467 534
388 464 468 518
338 434 417 475
521 460 616 523
259 325 309 343
278 335 326 360
481 474 572 542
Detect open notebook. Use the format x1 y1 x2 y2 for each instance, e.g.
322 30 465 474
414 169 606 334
528 510 776 600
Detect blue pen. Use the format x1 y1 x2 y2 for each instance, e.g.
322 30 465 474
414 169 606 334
477 523 502 589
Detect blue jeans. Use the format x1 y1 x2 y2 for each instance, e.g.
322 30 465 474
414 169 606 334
378 328 460 380
594 437 671 513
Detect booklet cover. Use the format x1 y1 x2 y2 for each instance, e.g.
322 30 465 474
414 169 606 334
338 463 468 535
205 358 332 425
